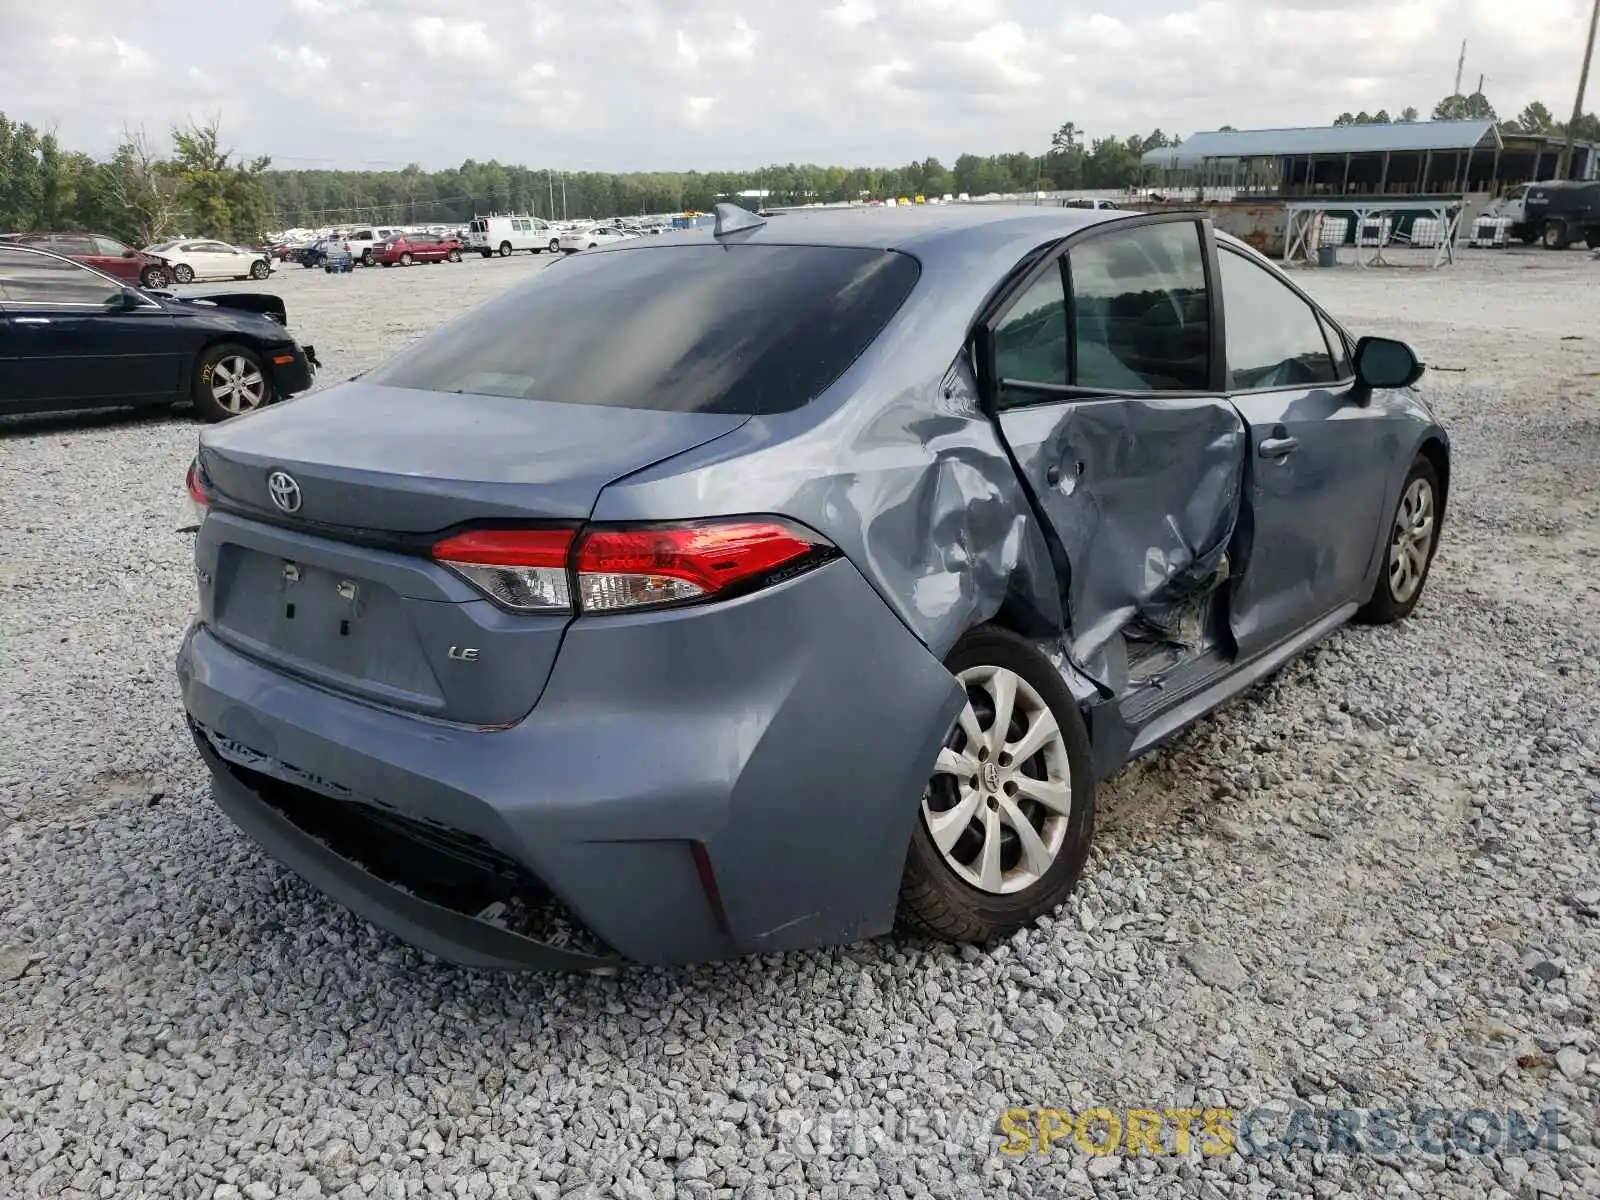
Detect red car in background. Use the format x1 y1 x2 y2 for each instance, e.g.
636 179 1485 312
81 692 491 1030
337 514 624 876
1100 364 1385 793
371 233 464 266
0 231 171 288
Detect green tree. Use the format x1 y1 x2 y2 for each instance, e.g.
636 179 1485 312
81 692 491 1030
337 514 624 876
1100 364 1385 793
1433 92 1496 121
1399 107 1420 122
170 117 271 241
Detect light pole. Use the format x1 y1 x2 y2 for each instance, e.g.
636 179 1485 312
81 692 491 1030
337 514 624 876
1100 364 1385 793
1559 0 1600 179
547 169 555 218
561 172 567 220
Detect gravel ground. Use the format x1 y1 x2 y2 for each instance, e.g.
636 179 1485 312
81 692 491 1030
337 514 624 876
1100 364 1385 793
1 248 1597 1199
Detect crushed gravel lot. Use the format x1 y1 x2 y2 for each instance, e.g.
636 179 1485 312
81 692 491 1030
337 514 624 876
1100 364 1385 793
2 248 1597 1199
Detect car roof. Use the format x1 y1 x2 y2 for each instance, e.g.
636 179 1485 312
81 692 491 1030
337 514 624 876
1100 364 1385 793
607 204 1127 265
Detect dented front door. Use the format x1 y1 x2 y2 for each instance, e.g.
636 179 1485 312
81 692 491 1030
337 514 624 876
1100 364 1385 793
987 217 1248 685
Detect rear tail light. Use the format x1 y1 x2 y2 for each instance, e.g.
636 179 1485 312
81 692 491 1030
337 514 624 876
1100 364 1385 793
575 520 828 611
431 528 574 612
430 519 832 614
182 459 209 529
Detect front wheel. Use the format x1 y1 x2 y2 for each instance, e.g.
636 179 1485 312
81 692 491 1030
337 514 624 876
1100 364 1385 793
898 626 1096 944
548 238 561 253
193 343 271 422
249 260 270 280
1356 454 1442 624
172 263 195 284
140 266 169 289
1542 221 1571 250
447 249 461 262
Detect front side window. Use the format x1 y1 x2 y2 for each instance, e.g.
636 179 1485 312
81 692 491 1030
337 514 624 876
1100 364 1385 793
366 244 921 415
1219 249 1338 389
0 247 124 307
93 236 132 256
1068 221 1210 392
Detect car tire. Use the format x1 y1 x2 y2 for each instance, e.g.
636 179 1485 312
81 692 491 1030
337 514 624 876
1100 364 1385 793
498 241 512 257
193 343 272 423
897 625 1097 945
400 252 413 266
249 260 270 280
549 238 561 253
140 266 169 289
1542 221 1571 249
447 249 461 262
1355 454 1442 625
172 263 195 284
361 250 374 266
1584 226 1600 249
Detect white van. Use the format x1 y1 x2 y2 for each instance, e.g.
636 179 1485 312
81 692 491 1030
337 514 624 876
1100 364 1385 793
466 215 558 257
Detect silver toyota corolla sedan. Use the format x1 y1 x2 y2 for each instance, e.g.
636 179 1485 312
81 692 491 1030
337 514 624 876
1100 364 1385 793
177 203 1447 971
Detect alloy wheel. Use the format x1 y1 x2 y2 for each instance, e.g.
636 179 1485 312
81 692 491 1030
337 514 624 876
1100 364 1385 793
208 355 267 415
922 665 1073 895
1387 476 1435 603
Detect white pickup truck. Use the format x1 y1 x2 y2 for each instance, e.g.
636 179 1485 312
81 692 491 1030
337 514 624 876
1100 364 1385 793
342 227 406 266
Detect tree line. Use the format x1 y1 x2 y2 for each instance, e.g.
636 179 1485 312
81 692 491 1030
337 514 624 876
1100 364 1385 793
1 111 1176 241
1 113 271 246
5 95 1599 246
1331 93 1599 140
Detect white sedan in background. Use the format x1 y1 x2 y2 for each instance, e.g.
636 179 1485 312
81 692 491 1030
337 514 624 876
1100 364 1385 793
557 226 642 253
145 239 271 283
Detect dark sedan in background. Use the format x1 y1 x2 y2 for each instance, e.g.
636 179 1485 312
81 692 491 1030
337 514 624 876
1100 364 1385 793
0 243 317 422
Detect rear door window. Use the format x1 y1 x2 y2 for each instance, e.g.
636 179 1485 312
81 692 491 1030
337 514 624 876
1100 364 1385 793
365 244 921 414
1067 221 1211 392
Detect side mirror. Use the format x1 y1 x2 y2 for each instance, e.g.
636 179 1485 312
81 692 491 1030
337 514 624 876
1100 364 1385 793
111 288 144 311
122 248 138 258
1353 336 1425 390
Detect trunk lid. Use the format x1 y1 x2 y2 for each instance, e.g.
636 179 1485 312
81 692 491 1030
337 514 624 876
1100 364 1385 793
193 382 747 726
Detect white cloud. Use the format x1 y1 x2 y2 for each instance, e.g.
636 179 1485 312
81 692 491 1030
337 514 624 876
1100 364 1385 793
0 0 1589 172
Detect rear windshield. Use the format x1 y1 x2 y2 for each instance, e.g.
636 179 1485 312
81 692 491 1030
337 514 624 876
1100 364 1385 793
364 243 921 415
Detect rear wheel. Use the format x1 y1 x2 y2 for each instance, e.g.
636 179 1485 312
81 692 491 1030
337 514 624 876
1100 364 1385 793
498 241 512 257
1584 226 1600 249
1356 455 1441 624
172 263 195 284
1542 221 1571 249
898 626 1096 944
193 343 271 422
399 252 413 266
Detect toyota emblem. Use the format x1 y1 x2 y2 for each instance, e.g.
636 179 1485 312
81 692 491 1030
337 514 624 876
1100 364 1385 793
267 470 302 514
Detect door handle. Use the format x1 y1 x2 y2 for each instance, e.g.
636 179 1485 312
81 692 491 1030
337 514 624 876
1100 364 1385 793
13 317 52 325
1259 436 1299 459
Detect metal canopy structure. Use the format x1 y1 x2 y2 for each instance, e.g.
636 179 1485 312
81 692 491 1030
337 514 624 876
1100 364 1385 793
1283 198 1467 269
1142 121 1500 170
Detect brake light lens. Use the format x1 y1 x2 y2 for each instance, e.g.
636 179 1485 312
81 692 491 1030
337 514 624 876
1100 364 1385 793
432 528 575 612
575 520 829 612
183 459 209 529
430 519 832 614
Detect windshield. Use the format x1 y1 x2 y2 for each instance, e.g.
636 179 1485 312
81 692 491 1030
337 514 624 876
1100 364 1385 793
365 244 921 415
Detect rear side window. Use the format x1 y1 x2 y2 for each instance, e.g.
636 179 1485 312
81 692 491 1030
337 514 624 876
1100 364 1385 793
366 244 922 415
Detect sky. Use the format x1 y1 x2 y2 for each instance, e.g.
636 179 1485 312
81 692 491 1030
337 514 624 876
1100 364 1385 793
0 0 1592 173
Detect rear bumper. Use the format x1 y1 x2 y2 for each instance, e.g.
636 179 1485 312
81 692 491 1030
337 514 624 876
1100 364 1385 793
177 558 962 968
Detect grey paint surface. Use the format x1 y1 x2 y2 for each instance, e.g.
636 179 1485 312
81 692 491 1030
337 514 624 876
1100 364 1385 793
178 205 1448 967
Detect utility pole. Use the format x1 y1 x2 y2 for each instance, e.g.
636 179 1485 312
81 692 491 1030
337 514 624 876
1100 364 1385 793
1558 0 1600 179
561 173 567 220
1454 39 1467 96
547 169 555 218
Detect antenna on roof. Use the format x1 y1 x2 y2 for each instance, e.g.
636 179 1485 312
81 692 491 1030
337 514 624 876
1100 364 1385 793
712 202 765 238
